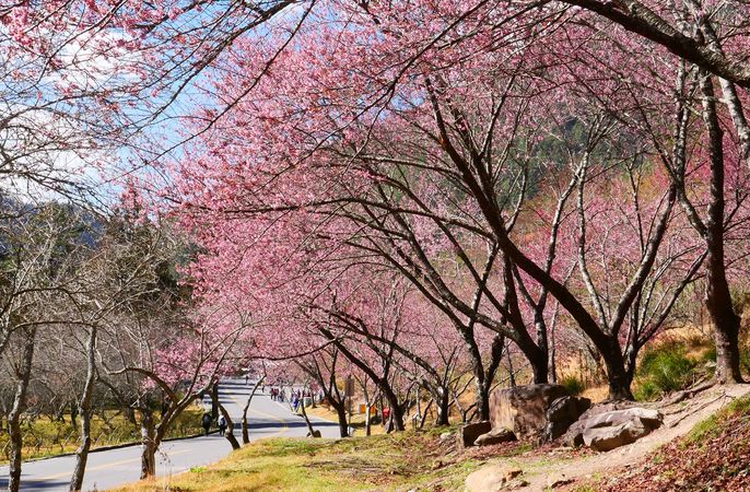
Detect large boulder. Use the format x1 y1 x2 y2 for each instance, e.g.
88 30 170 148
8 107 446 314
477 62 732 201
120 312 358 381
474 427 517 446
465 465 524 492
543 395 591 442
582 418 650 451
457 420 492 449
489 384 568 439
564 407 663 450
562 401 637 445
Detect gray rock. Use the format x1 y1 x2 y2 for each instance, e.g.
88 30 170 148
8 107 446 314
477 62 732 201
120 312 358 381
543 395 591 442
565 407 663 450
457 420 492 448
489 384 569 439
582 417 649 451
474 427 517 446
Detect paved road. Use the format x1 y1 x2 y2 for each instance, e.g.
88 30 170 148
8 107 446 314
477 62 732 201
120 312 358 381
0 379 340 491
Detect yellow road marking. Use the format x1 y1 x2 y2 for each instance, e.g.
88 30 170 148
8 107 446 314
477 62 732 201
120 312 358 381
37 449 191 480
228 394 290 439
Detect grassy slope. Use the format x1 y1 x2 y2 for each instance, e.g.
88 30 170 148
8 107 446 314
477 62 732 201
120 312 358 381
113 427 539 492
115 394 750 492
305 405 386 436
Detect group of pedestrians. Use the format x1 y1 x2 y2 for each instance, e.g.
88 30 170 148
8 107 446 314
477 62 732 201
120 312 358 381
269 386 321 412
201 412 228 436
269 387 286 402
201 381 324 438
290 388 314 412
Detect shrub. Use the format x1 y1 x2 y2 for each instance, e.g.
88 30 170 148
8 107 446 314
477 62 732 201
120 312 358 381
633 379 661 402
633 342 697 401
560 374 586 396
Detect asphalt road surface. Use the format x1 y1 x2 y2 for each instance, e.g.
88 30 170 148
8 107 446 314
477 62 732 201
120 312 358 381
0 379 340 491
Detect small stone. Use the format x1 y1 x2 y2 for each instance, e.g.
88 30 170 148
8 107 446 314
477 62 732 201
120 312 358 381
504 468 522 480
458 421 492 449
549 446 574 454
475 427 517 446
440 431 452 440
547 473 573 488
465 465 523 492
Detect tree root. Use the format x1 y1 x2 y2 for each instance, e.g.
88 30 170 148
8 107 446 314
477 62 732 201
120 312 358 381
664 379 715 406
666 392 727 428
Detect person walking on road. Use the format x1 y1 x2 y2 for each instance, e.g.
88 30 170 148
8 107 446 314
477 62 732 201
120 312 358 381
218 415 227 436
201 412 212 436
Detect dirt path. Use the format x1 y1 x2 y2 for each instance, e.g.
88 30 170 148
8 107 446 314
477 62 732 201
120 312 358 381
511 384 750 490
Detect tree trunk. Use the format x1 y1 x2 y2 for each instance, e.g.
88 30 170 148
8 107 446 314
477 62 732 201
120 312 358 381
385 392 405 432
548 319 558 384
210 382 219 419
210 393 240 450
502 254 549 385
385 412 394 433
476 380 490 422
298 398 317 436
332 400 349 438
463 336 490 420
435 390 450 426
8 328 36 492
506 349 516 388
241 409 250 445
124 406 136 426
321 331 404 431
364 401 371 436
535 315 550 383
624 342 640 387
70 326 97 491
602 338 634 400
241 377 265 445
415 386 421 427
419 399 433 429
140 410 156 479
706 262 743 383
70 400 78 428
475 334 505 421
529 347 549 384
700 72 744 384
